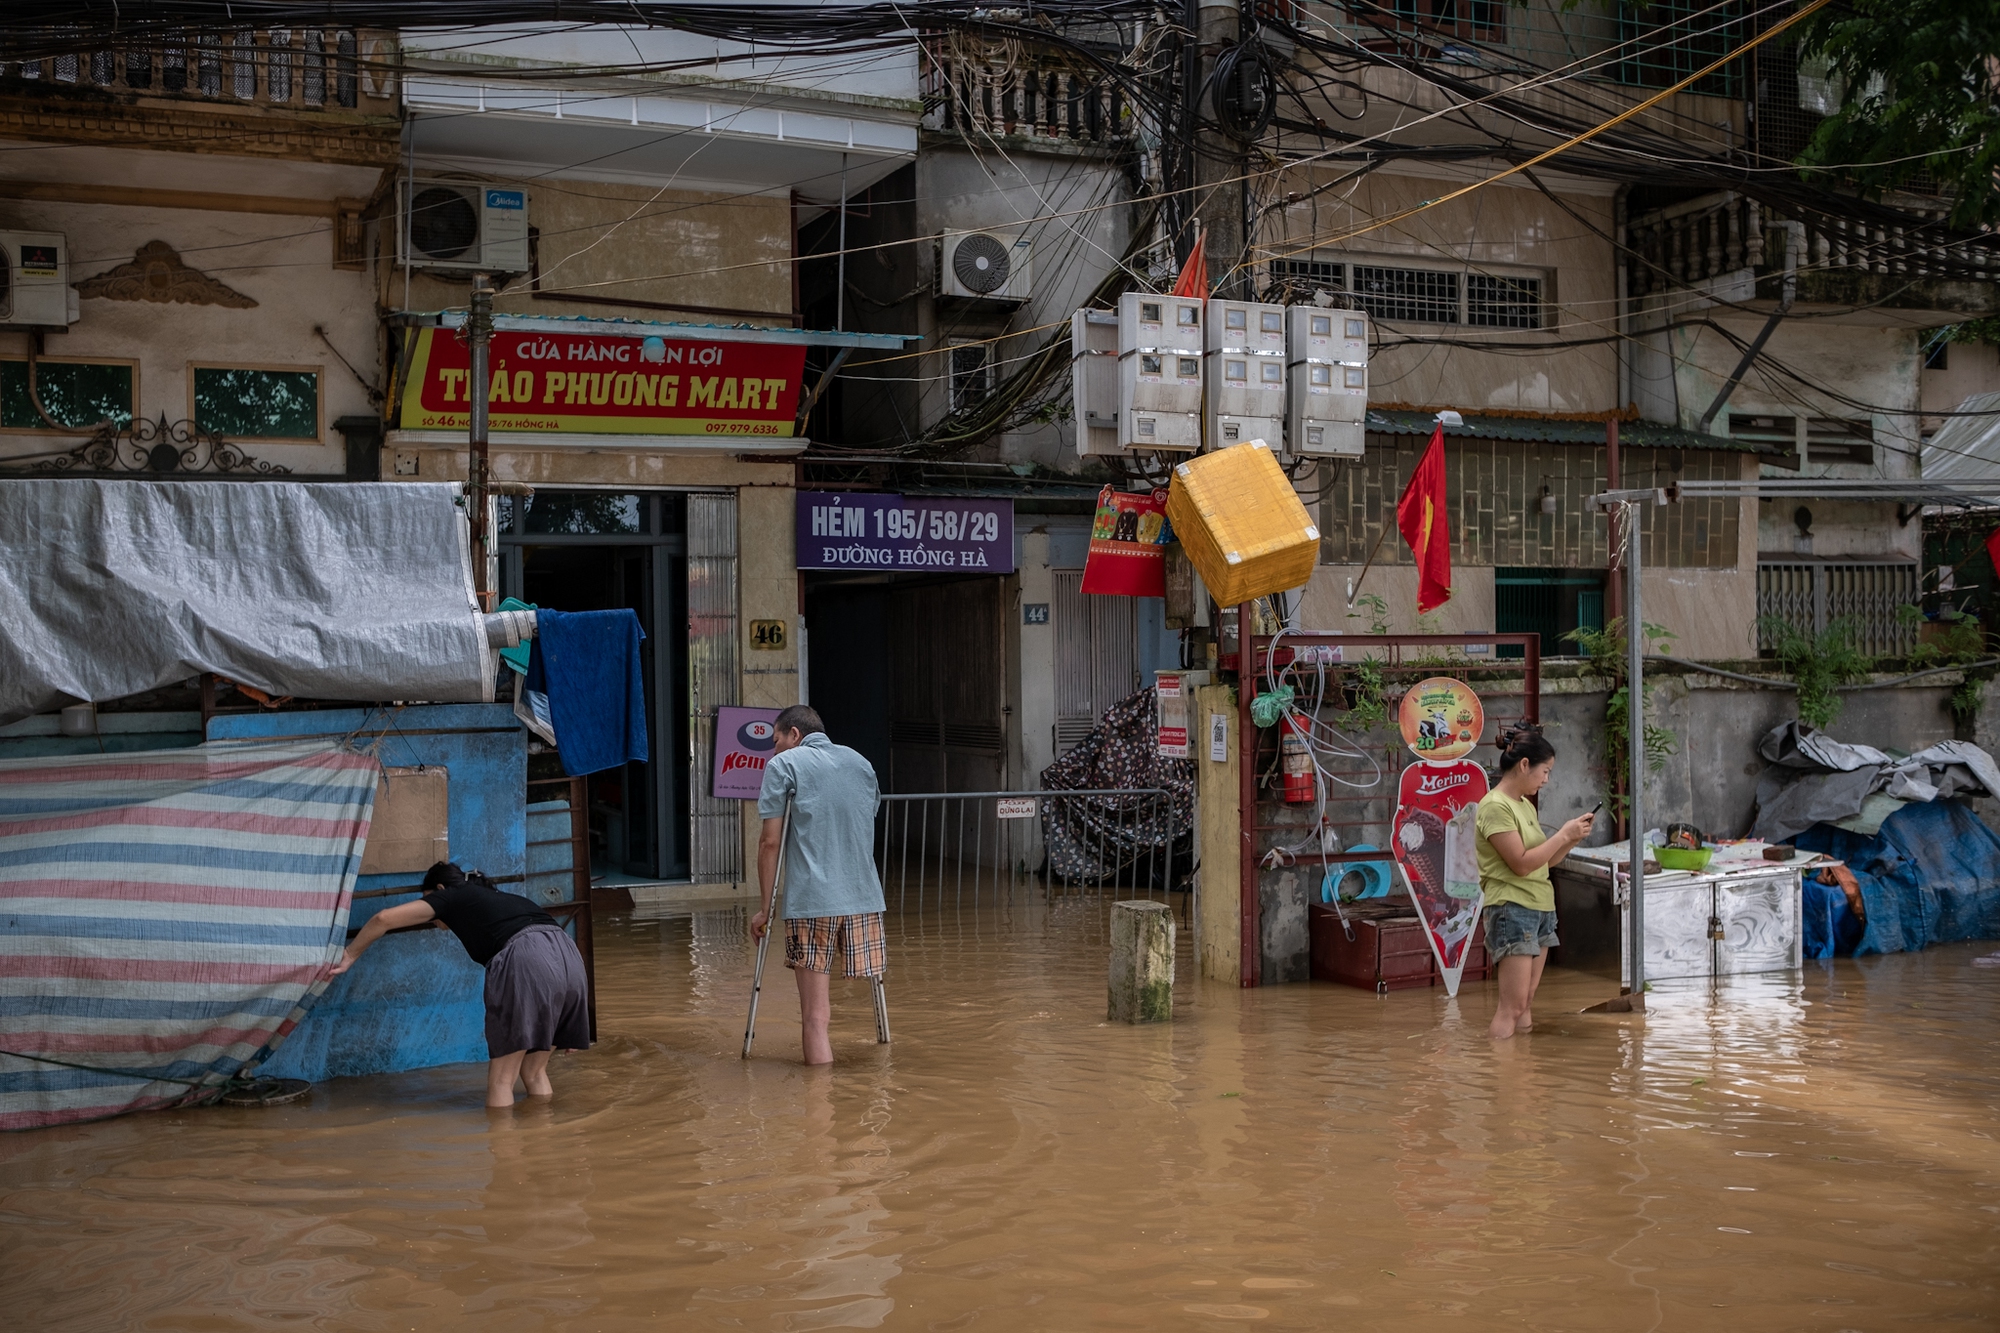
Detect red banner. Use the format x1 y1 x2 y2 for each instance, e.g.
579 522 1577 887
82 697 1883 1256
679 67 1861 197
397 328 807 438
1081 486 1171 597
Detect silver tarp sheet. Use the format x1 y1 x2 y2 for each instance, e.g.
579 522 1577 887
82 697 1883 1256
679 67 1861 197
1751 720 2000 842
0 480 490 724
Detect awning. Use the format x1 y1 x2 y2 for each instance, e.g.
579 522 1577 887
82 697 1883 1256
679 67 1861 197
0 480 492 724
1365 409 1779 454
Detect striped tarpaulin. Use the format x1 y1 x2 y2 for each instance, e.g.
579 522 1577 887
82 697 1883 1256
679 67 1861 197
0 741 377 1131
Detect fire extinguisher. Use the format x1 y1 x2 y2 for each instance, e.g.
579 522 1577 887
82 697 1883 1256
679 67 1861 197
1280 713 1315 805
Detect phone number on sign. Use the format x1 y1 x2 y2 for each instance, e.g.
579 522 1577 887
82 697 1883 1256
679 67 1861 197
704 421 785 435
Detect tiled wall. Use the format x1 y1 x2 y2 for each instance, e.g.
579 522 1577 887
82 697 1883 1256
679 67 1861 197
1317 437 1741 570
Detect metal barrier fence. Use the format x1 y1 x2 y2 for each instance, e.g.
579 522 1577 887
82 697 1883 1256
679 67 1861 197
876 789 1186 918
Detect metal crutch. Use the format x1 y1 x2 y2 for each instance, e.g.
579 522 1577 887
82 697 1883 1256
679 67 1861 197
871 975 892 1044
742 799 793 1059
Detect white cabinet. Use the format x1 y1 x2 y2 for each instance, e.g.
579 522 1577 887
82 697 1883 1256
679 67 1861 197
1619 869 1803 985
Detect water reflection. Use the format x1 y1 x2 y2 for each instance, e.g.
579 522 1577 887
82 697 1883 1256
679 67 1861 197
1 900 1995 1329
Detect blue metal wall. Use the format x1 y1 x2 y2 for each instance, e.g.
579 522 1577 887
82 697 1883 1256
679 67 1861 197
207 704 528 1080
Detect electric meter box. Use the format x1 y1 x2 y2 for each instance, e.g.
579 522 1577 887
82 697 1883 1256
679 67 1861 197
1287 306 1370 458
1206 298 1286 449
0 231 77 329
1070 308 1123 456
1117 291 1203 451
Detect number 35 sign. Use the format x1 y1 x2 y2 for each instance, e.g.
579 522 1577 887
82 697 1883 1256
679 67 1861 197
795 491 1014 574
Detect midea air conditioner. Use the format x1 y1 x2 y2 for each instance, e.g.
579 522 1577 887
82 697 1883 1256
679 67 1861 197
938 228 1033 303
0 231 77 330
398 180 530 273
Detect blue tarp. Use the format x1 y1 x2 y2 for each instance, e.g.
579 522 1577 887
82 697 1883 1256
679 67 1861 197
1794 799 2000 957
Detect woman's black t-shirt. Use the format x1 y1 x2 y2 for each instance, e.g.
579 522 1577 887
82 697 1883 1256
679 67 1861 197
424 881 557 966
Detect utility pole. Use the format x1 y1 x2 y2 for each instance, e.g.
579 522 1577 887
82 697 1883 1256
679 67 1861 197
468 274 494 606
1191 0 1250 296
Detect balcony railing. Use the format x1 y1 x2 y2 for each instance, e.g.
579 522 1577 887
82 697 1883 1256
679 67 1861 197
1627 191 2000 299
921 38 1129 146
1 30 384 111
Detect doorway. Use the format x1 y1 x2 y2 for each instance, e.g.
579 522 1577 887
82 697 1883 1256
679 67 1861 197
1494 567 1606 658
499 491 690 882
804 572 1010 795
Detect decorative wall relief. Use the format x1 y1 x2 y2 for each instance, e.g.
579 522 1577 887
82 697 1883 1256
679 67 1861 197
75 240 258 308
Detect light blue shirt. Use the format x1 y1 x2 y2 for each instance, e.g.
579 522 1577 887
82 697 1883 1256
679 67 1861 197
756 732 884 919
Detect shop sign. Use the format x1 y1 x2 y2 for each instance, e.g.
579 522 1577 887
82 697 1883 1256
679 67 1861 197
713 705 782 800
398 329 807 437
1156 672 1189 758
796 491 1014 573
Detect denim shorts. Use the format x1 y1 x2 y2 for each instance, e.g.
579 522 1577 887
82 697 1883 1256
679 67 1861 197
1484 901 1559 959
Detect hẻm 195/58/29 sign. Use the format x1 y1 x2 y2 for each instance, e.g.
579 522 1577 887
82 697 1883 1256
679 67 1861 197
397 329 807 437
796 491 1014 573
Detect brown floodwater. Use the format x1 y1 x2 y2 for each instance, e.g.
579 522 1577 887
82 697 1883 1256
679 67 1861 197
3 894 1998 1331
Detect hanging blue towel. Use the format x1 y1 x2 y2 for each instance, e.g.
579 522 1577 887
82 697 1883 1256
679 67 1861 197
525 608 649 776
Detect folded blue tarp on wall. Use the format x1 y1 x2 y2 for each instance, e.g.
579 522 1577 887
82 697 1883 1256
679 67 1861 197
1794 799 2000 957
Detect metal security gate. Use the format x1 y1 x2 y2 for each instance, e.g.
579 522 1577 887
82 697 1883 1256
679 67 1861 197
1756 562 1918 657
689 492 742 883
1053 571 1139 754
875 789 1184 918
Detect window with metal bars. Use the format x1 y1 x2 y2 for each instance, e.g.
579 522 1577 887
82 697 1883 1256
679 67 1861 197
1806 418 1875 466
1351 265 1460 324
1384 0 1505 40
1614 0 1751 97
1269 258 1342 290
950 343 992 413
1466 274 1543 329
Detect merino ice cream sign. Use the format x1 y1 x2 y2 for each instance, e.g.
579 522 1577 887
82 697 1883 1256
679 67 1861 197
399 329 807 437
1391 677 1490 996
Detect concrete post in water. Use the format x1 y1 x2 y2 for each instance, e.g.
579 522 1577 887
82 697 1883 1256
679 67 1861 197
1109 900 1174 1023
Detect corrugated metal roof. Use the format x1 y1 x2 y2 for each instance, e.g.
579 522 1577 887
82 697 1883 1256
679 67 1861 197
1920 392 2000 483
1365 409 1777 454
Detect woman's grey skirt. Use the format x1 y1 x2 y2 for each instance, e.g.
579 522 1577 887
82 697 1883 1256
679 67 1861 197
484 923 591 1057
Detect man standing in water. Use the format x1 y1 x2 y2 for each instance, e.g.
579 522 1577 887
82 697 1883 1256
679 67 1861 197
749 705 884 1064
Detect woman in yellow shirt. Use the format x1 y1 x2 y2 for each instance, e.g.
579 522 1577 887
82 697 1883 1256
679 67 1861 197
1475 722 1595 1040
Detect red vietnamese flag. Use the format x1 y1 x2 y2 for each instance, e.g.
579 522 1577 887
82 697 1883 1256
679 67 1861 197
1397 424 1452 613
1171 225 1207 300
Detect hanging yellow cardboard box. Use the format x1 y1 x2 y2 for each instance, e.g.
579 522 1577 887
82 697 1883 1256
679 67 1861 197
1165 440 1320 607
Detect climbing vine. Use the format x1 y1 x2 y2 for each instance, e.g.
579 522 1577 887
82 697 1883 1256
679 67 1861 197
1759 615 1873 730
1341 593 1392 728
1900 602 1992 726
1563 619 1680 812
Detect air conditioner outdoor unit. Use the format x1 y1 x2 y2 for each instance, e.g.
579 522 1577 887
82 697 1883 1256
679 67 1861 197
0 231 77 330
938 228 1033 303
398 180 530 274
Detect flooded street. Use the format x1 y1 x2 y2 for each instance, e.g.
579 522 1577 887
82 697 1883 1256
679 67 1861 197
3 896 1997 1332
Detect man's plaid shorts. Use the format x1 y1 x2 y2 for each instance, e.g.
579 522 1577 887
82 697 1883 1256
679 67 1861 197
784 912 887 978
